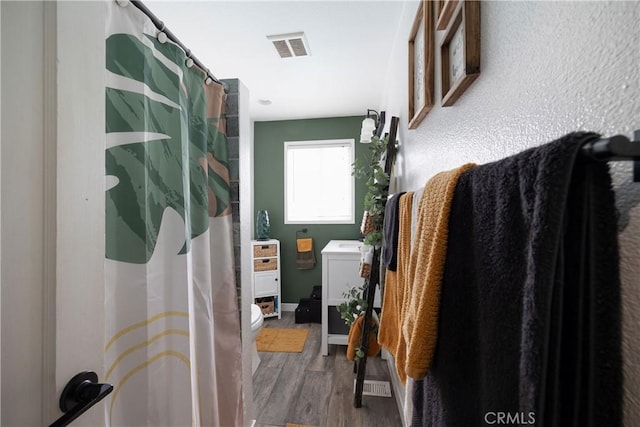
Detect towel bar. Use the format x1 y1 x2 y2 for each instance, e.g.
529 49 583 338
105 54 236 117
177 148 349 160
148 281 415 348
581 130 640 182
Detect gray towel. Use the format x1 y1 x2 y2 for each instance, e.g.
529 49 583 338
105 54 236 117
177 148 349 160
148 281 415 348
411 133 622 427
382 192 405 271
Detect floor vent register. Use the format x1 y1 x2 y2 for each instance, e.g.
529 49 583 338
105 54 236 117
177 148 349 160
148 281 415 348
353 379 392 397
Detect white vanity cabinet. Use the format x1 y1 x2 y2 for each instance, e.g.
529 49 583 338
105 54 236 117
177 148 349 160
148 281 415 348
251 239 281 319
321 240 381 356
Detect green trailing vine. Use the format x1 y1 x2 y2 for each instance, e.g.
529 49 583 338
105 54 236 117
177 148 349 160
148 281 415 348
352 135 390 248
336 284 378 361
337 284 368 327
343 134 392 361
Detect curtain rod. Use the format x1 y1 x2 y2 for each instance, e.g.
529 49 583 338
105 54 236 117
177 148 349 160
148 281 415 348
129 0 222 87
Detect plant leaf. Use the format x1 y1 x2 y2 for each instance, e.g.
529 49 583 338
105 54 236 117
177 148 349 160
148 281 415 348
105 34 230 263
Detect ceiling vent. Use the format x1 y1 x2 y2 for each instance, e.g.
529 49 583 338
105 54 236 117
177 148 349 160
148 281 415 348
267 32 311 58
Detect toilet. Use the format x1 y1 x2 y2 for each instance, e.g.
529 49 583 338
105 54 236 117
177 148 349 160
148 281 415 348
250 303 264 375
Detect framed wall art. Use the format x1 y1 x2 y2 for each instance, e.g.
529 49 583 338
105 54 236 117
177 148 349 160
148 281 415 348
436 0 459 30
408 0 434 130
440 0 480 106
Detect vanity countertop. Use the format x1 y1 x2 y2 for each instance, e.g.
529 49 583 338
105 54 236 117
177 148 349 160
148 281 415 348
321 240 363 255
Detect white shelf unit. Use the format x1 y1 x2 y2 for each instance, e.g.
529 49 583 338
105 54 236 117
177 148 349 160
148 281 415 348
321 240 381 356
251 239 281 319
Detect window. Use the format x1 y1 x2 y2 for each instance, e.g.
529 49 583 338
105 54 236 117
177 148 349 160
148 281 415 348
284 139 355 224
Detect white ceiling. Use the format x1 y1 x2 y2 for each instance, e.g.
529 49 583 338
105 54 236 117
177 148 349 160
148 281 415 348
146 1 406 121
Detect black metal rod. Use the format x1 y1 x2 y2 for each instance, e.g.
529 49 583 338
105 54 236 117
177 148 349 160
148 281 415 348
130 0 222 86
581 132 640 161
354 249 380 408
375 111 386 138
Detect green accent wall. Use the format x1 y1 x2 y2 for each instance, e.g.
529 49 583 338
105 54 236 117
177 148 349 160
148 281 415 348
254 116 367 304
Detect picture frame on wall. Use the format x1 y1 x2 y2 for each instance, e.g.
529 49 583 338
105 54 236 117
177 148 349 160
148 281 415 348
436 0 458 30
440 0 481 107
408 0 434 130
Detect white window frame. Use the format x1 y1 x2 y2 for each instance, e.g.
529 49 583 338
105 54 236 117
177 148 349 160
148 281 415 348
284 139 355 225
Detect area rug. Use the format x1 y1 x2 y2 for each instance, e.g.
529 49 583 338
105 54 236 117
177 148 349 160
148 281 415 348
286 424 316 427
256 328 309 353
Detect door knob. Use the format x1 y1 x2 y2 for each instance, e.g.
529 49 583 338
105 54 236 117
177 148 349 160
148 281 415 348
49 371 113 427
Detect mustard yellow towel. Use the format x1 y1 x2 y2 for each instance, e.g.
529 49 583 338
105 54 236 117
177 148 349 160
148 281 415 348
401 163 475 380
378 192 414 385
378 271 398 350
394 193 415 384
346 314 381 361
296 238 313 252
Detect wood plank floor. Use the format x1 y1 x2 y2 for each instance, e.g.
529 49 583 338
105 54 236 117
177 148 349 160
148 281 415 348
253 312 403 427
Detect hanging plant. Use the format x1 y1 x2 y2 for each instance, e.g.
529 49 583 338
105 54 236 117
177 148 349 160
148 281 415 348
352 135 390 248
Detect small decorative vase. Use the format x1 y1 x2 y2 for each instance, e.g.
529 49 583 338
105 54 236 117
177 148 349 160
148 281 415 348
256 210 270 240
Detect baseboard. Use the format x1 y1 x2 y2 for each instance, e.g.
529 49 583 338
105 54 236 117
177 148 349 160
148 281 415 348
385 352 407 427
281 303 298 312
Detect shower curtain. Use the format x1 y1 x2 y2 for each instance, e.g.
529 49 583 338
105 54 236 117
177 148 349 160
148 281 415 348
104 2 242 426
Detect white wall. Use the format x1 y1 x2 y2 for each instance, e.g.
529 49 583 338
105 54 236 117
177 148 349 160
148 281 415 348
1 2 107 425
55 2 107 426
380 1 639 424
239 80 256 426
1 2 46 425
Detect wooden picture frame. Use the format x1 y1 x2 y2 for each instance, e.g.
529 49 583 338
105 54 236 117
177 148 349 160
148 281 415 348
436 0 458 30
440 1 480 107
408 1 434 130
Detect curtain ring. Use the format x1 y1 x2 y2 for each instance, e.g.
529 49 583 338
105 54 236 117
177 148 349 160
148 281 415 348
157 22 168 43
186 58 194 68
204 69 214 85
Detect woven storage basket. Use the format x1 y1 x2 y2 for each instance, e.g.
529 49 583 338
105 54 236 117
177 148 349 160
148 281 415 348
359 261 371 279
257 299 274 315
254 258 277 271
253 244 277 258
360 211 376 235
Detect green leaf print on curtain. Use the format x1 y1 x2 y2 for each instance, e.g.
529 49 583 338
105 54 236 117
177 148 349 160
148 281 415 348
105 33 230 264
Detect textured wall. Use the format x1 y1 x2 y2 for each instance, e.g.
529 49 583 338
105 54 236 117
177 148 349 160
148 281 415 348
380 1 639 423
